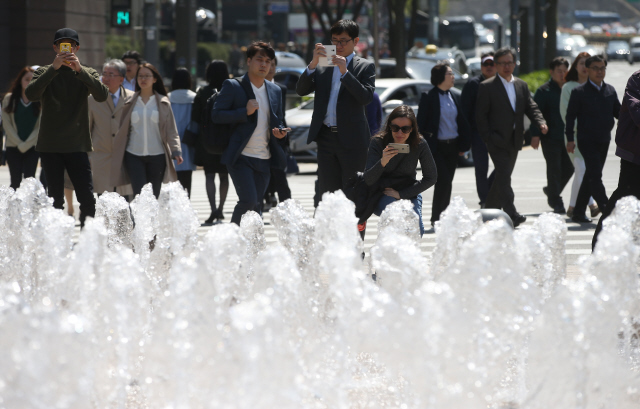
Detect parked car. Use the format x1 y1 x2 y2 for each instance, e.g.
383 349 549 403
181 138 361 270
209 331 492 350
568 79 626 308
606 41 633 64
378 57 469 89
286 78 473 166
630 37 640 62
466 57 482 77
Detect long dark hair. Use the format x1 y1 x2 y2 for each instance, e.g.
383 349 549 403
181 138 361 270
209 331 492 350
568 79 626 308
135 63 167 96
374 105 422 149
206 60 230 90
565 52 591 83
3 66 40 115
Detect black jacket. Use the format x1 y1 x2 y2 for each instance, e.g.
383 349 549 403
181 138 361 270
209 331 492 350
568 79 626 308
416 87 471 158
565 80 620 143
296 56 375 150
460 74 485 133
531 79 565 142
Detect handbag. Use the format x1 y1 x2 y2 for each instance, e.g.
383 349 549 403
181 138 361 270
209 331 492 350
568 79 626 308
182 121 198 147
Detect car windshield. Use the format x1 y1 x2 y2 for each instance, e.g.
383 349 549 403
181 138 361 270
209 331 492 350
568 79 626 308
375 87 388 96
276 53 307 68
609 41 629 49
405 59 437 80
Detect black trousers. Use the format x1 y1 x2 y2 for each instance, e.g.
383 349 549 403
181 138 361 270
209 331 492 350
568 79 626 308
177 170 193 198
227 155 271 225
541 138 574 206
431 139 459 223
485 144 519 216
314 126 367 207
470 130 494 205
574 139 609 217
265 168 291 202
124 152 166 198
592 159 640 249
5 147 39 190
39 151 96 225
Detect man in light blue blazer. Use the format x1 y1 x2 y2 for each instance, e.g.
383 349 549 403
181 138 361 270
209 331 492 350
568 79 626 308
212 41 289 224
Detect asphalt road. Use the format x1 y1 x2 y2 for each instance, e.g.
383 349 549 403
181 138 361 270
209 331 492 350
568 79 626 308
1 60 637 274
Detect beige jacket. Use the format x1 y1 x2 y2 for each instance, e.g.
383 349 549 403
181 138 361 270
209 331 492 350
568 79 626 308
88 86 135 194
111 91 181 187
2 93 41 152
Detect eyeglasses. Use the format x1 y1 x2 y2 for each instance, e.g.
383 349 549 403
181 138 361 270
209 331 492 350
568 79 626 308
137 75 154 79
124 61 139 66
588 66 607 72
496 61 515 67
481 61 495 67
102 73 123 78
390 124 412 134
445 72 455 76
331 38 353 47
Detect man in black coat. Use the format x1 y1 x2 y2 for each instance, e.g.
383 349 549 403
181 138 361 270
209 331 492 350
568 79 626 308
565 55 621 223
476 47 547 227
417 62 471 226
296 19 376 207
461 51 496 207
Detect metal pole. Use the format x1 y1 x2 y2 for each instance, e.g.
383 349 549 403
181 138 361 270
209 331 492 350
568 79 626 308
176 0 198 82
429 0 439 44
143 0 159 67
257 0 265 39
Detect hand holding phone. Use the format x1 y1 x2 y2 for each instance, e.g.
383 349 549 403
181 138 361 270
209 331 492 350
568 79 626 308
388 143 410 153
318 45 337 67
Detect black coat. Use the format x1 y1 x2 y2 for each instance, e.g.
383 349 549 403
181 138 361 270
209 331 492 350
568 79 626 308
416 87 471 158
565 80 620 144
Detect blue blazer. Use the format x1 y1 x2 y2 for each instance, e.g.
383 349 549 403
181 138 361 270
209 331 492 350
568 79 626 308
211 74 287 169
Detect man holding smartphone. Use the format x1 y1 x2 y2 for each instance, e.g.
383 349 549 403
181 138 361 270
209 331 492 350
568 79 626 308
296 20 376 207
25 28 109 227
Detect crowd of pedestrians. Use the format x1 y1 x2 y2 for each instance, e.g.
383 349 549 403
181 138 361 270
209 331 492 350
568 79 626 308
1 24 639 250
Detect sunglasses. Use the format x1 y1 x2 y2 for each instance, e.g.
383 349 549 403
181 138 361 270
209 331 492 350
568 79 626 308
481 61 495 67
390 124 412 134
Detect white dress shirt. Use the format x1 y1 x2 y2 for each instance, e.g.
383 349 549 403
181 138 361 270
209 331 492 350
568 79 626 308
499 74 517 111
242 82 271 160
123 77 136 91
306 52 355 127
126 97 165 156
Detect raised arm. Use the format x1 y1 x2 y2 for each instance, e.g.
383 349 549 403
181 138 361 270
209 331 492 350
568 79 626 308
340 62 375 106
25 66 57 102
296 68 317 97
78 67 109 102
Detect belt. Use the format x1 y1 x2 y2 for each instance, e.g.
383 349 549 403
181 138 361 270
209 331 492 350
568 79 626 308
322 124 338 133
438 137 458 144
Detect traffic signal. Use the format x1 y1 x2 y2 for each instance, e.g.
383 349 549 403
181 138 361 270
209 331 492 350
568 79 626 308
111 0 131 27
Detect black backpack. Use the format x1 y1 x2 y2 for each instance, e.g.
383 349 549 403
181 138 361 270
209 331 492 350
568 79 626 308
201 78 250 155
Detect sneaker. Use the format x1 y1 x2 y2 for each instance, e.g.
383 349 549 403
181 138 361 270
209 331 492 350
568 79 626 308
511 213 527 228
589 204 601 218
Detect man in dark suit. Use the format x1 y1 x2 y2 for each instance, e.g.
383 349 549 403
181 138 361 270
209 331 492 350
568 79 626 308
211 41 289 225
476 47 548 227
296 19 376 207
565 55 620 223
264 56 292 209
461 51 496 207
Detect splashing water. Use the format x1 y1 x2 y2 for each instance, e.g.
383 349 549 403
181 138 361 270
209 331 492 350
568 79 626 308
0 186 639 408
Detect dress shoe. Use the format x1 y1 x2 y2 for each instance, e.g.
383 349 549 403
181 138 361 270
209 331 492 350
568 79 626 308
553 202 566 215
571 214 592 223
566 206 574 218
511 213 527 228
213 209 225 221
589 204 601 218
203 214 215 225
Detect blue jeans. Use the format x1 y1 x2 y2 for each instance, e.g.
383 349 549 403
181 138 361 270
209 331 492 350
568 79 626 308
227 155 271 225
373 193 424 236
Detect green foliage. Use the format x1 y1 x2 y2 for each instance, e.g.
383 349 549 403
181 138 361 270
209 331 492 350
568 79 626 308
519 70 549 93
105 35 140 60
197 42 231 64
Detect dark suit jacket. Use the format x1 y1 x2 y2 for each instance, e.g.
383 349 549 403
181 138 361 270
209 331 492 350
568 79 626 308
565 80 620 144
211 74 286 169
295 56 375 150
417 87 471 158
460 74 486 133
475 74 545 151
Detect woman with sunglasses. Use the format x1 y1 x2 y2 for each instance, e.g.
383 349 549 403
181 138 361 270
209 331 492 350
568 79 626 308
362 105 437 236
417 62 471 227
112 63 183 198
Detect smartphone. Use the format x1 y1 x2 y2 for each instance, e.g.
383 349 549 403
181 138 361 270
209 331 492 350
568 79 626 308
318 45 337 67
388 143 410 153
60 43 72 53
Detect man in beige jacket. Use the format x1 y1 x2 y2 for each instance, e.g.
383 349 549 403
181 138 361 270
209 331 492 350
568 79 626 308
88 59 134 197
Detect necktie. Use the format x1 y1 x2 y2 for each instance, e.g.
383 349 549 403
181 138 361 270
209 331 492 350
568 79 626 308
111 94 116 106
